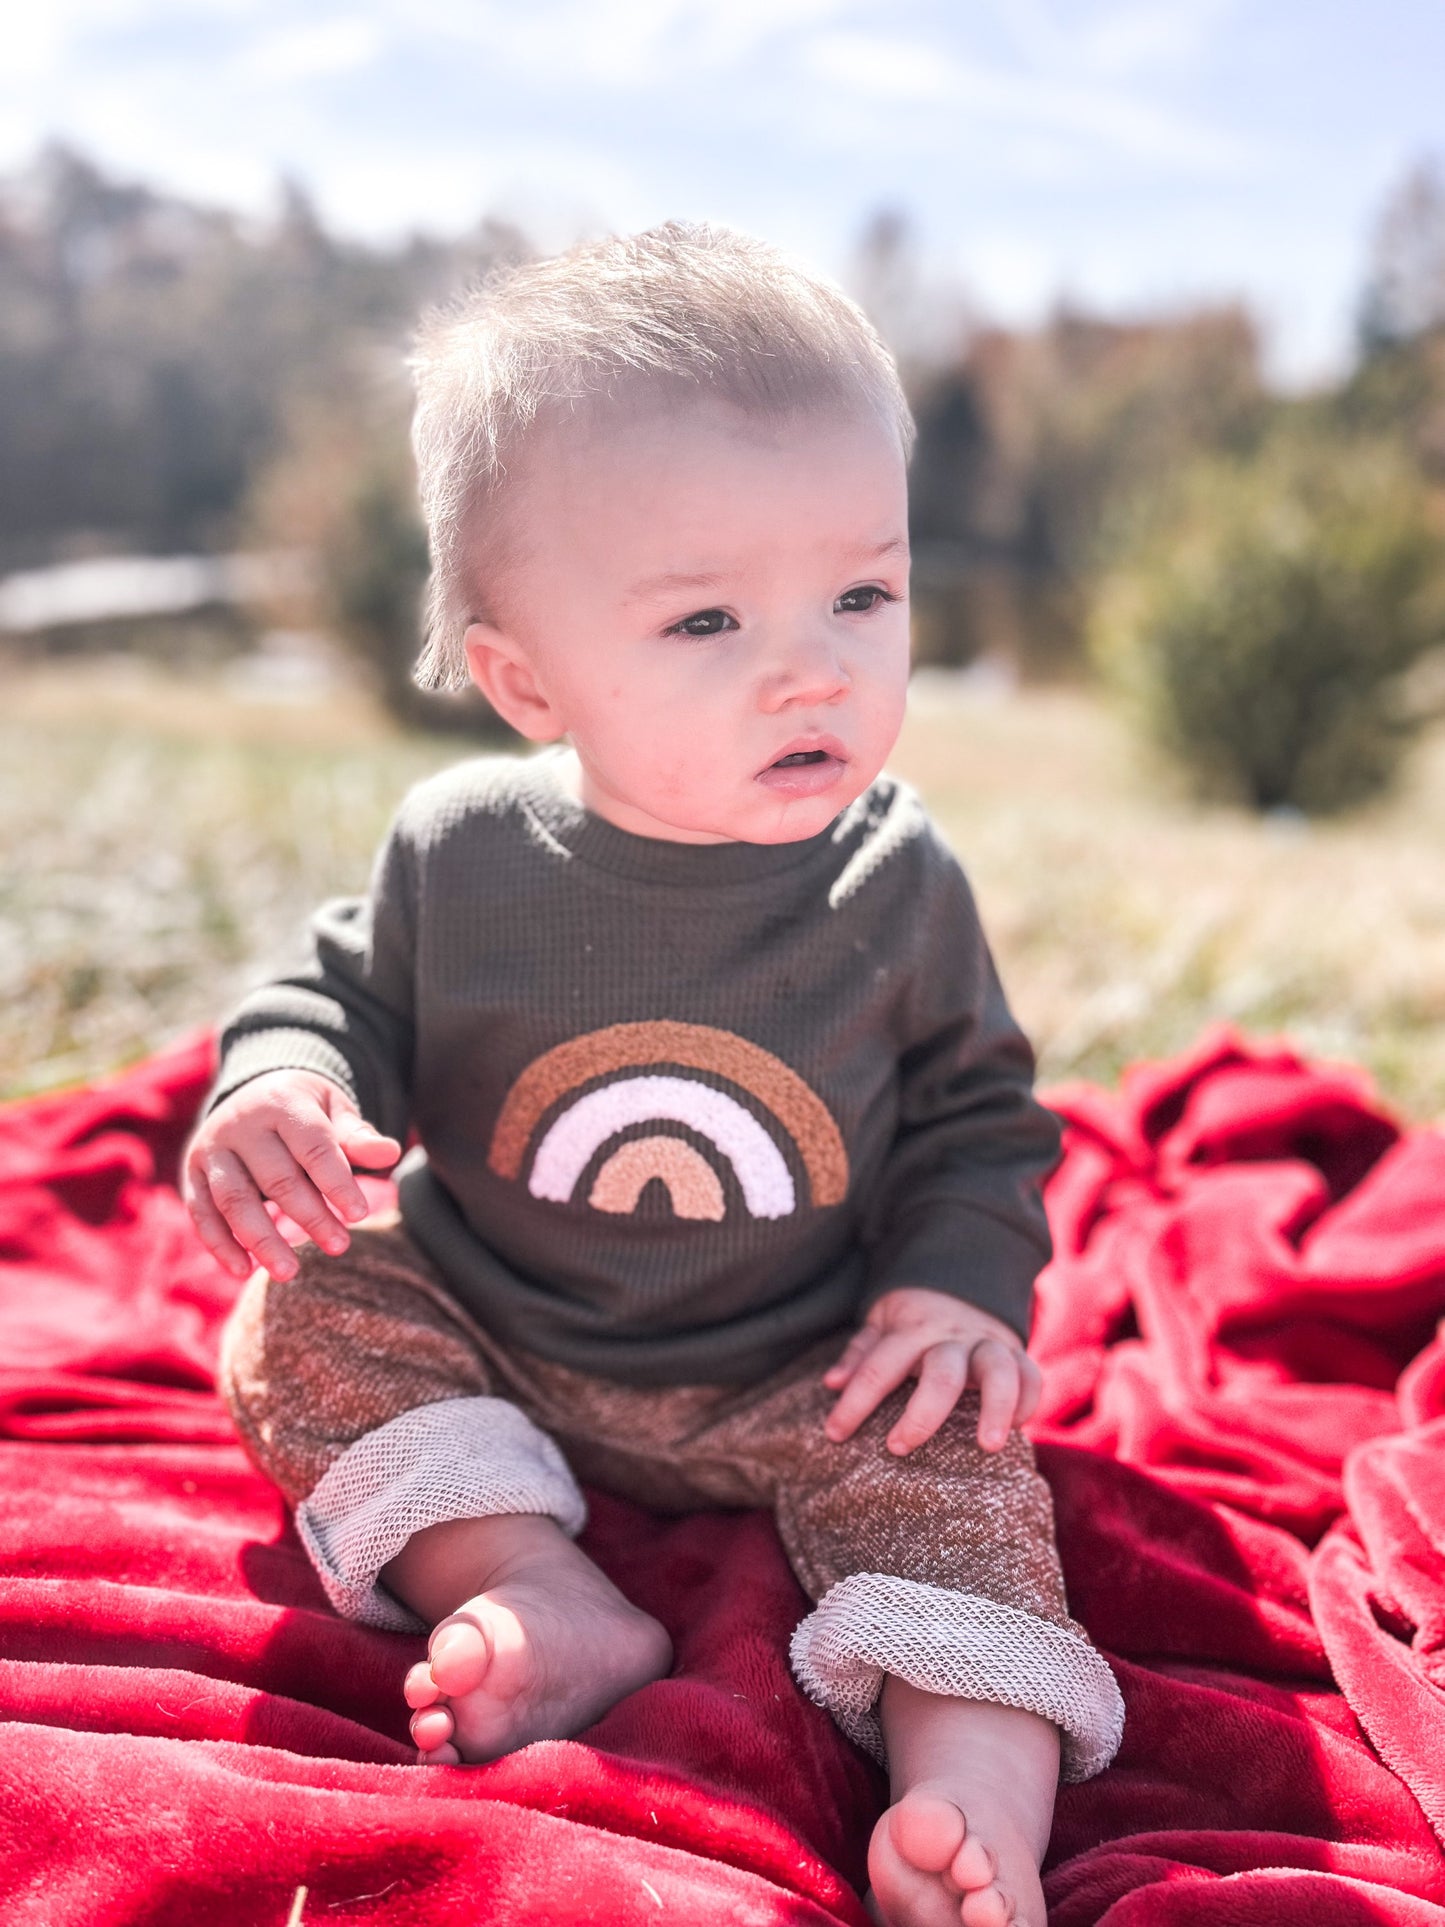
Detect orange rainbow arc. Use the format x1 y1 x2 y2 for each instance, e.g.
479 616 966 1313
588 1133 727 1220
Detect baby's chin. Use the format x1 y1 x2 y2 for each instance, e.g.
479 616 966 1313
721 802 852 847
737 770 890 844
738 808 843 844
577 759 873 845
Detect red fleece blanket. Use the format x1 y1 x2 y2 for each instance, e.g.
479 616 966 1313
2 1031 1443 1925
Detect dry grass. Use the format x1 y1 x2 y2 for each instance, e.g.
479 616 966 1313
1 657 453 1100
4 654 1444 1123
904 672 1445 1123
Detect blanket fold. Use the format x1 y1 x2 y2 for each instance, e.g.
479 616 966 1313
2 1025 1444 1923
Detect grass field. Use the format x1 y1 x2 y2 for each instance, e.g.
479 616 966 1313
4 654 1444 1122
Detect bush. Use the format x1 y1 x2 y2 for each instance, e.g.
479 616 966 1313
244 362 506 737
1090 431 1445 812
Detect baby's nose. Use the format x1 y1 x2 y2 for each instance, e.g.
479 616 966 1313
763 632 851 707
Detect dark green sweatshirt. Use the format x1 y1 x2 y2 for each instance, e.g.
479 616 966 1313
209 748 1060 1386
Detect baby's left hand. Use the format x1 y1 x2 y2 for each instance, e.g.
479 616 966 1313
822 1287 1042 1456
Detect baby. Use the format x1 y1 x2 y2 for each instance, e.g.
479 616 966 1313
185 223 1123 1927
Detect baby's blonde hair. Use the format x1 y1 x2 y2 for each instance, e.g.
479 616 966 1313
408 220 915 690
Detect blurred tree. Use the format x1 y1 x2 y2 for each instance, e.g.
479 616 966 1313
0 143 528 574
0 141 533 734
1342 159 1445 485
1359 158 1445 351
0 145 345 564
243 349 508 737
907 304 1267 671
1090 427 1445 813
1334 326 1445 487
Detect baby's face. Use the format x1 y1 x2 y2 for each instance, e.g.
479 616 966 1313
464 395 911 845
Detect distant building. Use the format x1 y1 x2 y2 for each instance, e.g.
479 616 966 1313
0 551 311 646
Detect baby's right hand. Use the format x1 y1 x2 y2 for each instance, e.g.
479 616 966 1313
183 1070 402 1283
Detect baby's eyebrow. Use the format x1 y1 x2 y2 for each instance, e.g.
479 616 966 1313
627 538 908 603
861 536 910 563
626 569 729 601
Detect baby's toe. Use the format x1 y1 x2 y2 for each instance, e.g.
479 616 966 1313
410 1703 456 1753
959 1883 1014 1927
949 1832 998 1894
403 1660 442 1710
889 1789 969 1875
417 1740 461 1766
427 1613 493 1696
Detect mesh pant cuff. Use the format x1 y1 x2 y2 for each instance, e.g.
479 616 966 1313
295 1395 588 1631
789 1572 1125 1782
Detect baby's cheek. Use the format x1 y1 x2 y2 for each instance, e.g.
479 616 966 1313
648 755 693 802
649 731 717 799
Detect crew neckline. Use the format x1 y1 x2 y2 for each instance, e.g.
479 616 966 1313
517 745 846 887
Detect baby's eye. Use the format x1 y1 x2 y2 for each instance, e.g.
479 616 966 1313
666 608 737 638
835 585 897 614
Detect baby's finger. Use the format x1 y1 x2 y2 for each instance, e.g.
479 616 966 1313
971 1340 1022 1452
886 1341 970 1455
201 1149 302 1280
1017 1354 1044 1427
822 1323 881 1388
245 1141 352 1257
185 1163 256 1280
279 1110 372 1224
824 1333 921 1442
333 1113 403 1170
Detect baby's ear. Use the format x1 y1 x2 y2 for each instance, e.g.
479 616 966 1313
464 623 565 741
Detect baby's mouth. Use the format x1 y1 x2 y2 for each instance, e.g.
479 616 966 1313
756 739 849 794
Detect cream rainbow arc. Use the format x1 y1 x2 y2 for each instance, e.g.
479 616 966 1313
486 1021 849 1222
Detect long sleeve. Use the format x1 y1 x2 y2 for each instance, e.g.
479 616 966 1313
856 842 1061 1342
206 817 418 1144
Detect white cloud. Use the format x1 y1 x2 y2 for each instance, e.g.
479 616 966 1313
2 0 276 86
388 0 852 88
238 16 384 84
311 137 649 242
665 0 848 68
4 0 150 86
960 232 1059 317
982 0 1238 82
1078 0 1236 80
36 67 280 210
804 28 1256 174
809 35 952 104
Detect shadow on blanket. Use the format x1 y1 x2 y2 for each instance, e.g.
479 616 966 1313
1 1028 1443 1924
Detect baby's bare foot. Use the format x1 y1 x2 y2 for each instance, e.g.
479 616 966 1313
867 1785 1044 1927
398 1516 672 1763
867 1685 1058 1927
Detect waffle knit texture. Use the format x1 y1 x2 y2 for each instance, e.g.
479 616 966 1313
219 1225 1124 1779
790 1574 1124 1780
207 748 1061 1386
294 1396 588 1631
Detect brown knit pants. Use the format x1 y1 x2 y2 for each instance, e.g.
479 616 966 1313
219 1223 1122 1777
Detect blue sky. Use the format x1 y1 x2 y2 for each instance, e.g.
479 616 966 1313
3 0 1440 385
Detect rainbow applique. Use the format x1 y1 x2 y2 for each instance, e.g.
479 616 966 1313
486 1020 848 1222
